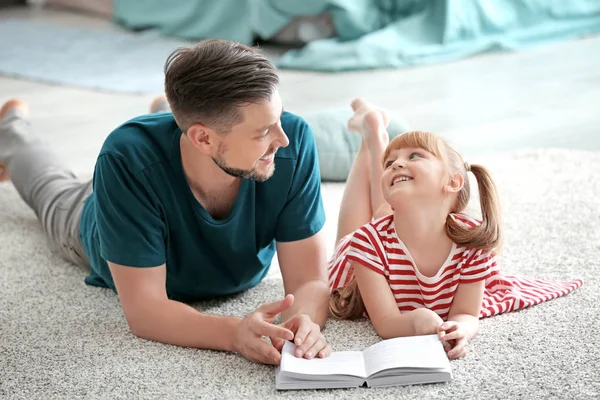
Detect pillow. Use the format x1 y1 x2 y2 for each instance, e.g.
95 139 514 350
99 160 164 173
304 109 410 182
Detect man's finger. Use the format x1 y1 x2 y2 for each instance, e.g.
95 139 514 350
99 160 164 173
252 319 294 341
251 340 284 365
257 294 295 320
270 336 285 352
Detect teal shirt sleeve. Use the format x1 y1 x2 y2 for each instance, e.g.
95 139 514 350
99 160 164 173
93 154 167 267
275 118 326 242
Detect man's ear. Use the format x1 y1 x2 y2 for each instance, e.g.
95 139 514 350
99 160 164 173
186 123 218 154
444 172 464 194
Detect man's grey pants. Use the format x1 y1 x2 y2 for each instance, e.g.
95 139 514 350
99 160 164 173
1 101 171 266
1 108 92 266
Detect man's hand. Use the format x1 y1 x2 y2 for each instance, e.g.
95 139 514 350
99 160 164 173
234 295 295 365
272 312 332 360
438 321 468 359
410 308 444 336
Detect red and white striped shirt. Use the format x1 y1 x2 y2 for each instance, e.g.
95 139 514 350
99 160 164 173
328 213 583 319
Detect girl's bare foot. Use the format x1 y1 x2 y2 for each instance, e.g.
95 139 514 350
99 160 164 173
347 97 390 149
0 98 30 182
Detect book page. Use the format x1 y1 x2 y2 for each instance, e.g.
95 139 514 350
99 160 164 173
280 341 367 378
363 335 451 377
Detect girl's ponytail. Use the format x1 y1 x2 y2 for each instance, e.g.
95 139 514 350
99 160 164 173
446 164 502 252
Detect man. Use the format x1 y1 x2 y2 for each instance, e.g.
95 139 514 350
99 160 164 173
0 39 331 364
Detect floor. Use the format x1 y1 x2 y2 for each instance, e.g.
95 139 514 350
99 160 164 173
1 4 599 179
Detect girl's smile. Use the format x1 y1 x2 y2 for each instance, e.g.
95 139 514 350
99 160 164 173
390 174 413 186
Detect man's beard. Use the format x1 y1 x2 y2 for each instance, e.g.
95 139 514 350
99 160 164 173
212 146 275 182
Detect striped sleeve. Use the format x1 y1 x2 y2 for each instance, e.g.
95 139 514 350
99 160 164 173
451 212 481 227
460 249 497 284
345 225 387 276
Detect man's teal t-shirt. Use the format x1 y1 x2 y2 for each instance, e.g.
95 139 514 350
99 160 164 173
79 111 326 301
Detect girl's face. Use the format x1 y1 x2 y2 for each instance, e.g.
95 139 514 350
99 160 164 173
381 146 448 206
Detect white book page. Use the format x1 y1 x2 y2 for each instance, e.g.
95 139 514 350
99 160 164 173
363 335 450 377
280 341 367 378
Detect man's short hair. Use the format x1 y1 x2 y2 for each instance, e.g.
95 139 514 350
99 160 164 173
164 39 279 134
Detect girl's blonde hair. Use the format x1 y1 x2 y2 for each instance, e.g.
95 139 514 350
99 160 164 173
330 131 502 320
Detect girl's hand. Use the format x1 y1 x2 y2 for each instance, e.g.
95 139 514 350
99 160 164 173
410 308 444 336
438 321 467 359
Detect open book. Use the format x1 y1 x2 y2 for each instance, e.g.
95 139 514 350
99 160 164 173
276 334 452 390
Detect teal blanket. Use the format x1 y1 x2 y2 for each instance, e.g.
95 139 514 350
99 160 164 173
114 0 600 71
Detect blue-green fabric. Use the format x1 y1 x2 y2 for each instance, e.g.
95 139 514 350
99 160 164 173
305 109 410 182
79 112 326 302
113 0 254 44
113 0 600 71
278 0 600 71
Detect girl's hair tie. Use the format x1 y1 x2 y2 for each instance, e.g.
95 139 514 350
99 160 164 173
464 162 471 172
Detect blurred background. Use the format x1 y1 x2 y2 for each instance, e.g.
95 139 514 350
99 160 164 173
0 0 599 178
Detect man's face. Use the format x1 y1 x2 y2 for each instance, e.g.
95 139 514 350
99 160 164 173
212 90 288 182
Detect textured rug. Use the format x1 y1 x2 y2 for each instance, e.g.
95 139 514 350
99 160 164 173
0 19 191 94
1 149 599 399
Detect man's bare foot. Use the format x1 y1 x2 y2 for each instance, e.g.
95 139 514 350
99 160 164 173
0 99 29 182
0 164 8 182
0 98 29 120
347 97 390 148
150 94 170 114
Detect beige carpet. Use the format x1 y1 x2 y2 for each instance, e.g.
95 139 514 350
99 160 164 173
1 149 599 399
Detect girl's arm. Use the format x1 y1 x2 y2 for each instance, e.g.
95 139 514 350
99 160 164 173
446 249 495 338
446 279 485 338
441 280 486 358
353 261 442 338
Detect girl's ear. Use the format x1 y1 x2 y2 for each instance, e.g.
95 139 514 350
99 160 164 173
444 172 464 193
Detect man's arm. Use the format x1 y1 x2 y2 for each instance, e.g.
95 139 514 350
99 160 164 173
276 229 329 327
269 115 332 359
109 261 294 364
274 230 333 359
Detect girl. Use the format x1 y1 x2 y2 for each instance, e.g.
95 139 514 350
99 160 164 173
328 98 583 359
